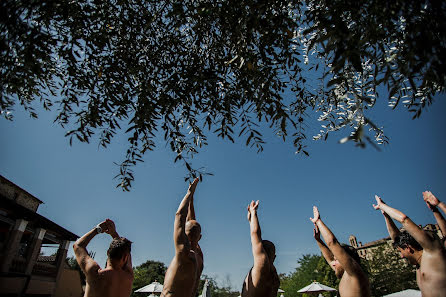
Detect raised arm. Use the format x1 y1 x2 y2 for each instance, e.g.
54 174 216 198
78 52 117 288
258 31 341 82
247 200 268 269
373 196 437 251
186 186 196 222
310 206 360 276
376 196 400 241
313 224 335 268
423 191 446 245
73 221 107 276
174 178 199 254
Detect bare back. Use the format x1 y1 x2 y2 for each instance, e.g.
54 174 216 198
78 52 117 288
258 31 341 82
338 267 371 297
241 264 279 297
161 247 203 297
84 267 133 297
416 247 446 297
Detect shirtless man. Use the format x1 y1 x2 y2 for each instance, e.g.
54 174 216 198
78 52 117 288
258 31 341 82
161 178 203 297
422 191 446 248
73 219 133 297
373 195 446 297
310 206 370 297
242 200 279 297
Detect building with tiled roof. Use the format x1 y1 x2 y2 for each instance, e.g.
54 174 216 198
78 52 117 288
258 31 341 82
0 175 80 297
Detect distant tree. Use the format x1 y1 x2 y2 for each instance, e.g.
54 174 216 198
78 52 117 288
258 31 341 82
363 245 417 297
2 0 445 189
131 260 167 297
280 254 337 297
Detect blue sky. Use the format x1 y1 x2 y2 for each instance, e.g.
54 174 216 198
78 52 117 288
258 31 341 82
1 94 445 291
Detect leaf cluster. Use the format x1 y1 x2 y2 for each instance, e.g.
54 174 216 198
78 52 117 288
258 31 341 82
2 0 445 189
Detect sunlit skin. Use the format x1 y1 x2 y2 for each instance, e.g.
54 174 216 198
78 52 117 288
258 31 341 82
161 178 204 297
311 206 371 297
423 191 446 249
73 219 133 297
374 195 446 297
242 200 279 297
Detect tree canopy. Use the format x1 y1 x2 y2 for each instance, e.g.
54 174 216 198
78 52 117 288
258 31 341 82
2 0 445 189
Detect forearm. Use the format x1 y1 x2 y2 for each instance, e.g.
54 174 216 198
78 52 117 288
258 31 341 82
109 230 120 239
187 194 196 221
437 201 446 215
176 191 193 217
379 203 407 223
432 209 446 238
316 239 334 262
315 219 338 247
383 213 400 240
74 229 97 251
250 212 262 242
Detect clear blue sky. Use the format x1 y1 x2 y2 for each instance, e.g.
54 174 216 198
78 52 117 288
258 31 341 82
1 94 445 291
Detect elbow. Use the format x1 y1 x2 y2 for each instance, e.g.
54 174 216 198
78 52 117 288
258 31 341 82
326 237 338 248
400 214 409 224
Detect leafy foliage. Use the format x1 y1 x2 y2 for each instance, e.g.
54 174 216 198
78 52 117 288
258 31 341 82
131 260 167 297
2 0 445 189
363 245 417 296
279 254 338 297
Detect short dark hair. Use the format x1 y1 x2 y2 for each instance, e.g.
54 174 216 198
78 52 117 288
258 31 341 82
341 244 360 264
392 231 422 251
107 237 132 260
262 240 276 259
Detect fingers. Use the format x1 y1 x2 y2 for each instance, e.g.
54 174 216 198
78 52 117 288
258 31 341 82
374 195 381 203
188 177 199 192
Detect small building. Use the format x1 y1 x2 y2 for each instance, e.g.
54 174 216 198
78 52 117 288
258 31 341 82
0 175 79 297
349 223 444 261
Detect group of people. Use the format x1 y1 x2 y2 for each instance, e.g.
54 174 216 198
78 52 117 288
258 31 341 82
73 179 446 297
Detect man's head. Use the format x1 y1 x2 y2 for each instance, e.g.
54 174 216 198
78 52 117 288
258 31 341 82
107 237 132 264
185 220 202 244
262 240 276 263
331 244 361 278
393 231 423 265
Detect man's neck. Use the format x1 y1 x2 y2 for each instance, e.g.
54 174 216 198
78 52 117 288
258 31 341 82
107 259 123 270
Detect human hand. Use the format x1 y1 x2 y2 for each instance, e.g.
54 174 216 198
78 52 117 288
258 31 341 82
246 200 259 221
105 219 118 236
423 191 439 207
188 177 199 194
97 220 109 233
310 206 320 224
313 224 321 240
373 195 385 211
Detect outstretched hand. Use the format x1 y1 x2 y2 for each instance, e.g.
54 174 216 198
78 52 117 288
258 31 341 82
247 200 259 221
373 195 385 211
423 191 439 207
310 206 320 224
188 177 199 194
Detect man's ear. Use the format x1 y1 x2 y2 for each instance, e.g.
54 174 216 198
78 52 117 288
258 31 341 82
199 234 202 241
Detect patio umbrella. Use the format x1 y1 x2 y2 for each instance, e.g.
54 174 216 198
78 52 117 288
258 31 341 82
135 281 163 293
297 281 336 294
